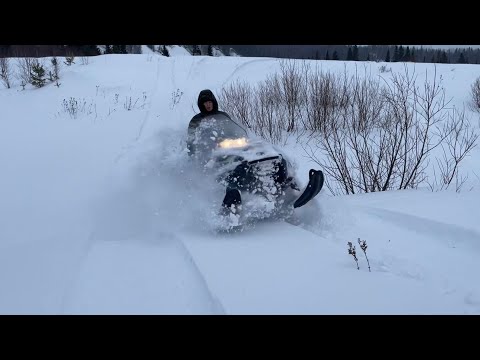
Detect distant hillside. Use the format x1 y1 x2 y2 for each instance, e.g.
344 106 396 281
220 45 480 64
2 44 479 65
0 45 228 58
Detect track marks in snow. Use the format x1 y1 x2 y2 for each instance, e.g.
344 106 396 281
64 232 224 314
364 206 480 252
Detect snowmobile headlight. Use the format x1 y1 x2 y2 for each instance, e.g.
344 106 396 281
218 137 248 149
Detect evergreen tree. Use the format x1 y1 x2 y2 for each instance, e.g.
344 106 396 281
325 50 330 60
161 45 169 57
207 45 214 56
440 50 448 63
111 45 121 54
0 45 10 57
333 50 339 60
347 47 353 60
353 45 359 61
30 61 46 88
394 45 399 62
385 49 390 62
398 45 405 61
458 52 466 64
81 45 100 56
111 45 127 54
192 45 201 55
405 46 411 61
125 45 140 54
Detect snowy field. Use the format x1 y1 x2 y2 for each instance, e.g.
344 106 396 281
1 49 480 314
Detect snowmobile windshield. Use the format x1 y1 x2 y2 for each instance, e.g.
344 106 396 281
193 113 248 153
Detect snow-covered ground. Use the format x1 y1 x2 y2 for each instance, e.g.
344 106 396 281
1 53 480 314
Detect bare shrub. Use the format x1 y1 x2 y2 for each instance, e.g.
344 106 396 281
170 88 184 109
51 57 60 80
470 77 480 113
220 60 309 144
80 56 89 65
221 61 477 194
347 242 359 270
428 107 478 192
252 76 285 144
302 68 350 133
124 93 147 111
379 65 391 73
0 57 13 88
64 54 75 66
60 97 96 119
358 238 370 272
305 65 477 194
220 78 286 144
220 61 349 144
219 80 254 129
16 57 35 85
278 59 308 132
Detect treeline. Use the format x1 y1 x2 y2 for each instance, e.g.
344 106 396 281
0 44 223 58
219 45 480 64
3 45 478 64
0 45 142 57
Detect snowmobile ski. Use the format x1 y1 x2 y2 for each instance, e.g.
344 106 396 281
293 169 324 208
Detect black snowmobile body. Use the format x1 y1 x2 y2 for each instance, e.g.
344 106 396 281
188 113 324 228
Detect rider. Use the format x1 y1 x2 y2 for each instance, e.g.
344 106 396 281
187 89 233 156
186 89 241 212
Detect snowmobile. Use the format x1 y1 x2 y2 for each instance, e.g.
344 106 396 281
188 113 324 231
